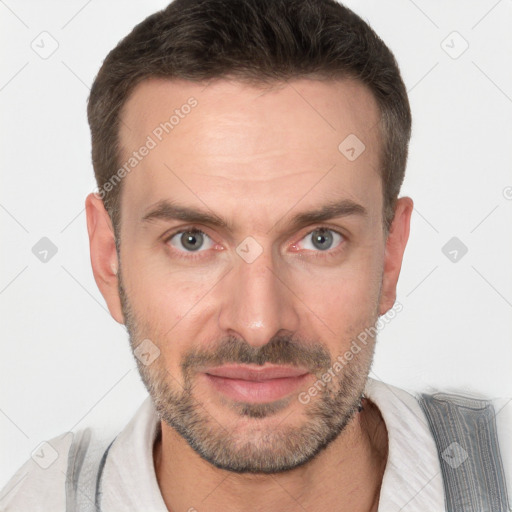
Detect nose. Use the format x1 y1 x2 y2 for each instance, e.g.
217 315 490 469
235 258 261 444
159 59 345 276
217 241 300 348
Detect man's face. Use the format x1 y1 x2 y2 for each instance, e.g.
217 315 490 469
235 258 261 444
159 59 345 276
90 77 409 473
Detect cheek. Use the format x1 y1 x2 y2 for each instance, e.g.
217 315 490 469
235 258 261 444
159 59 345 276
123 244 210 315
123 263 215 357
289 261 383 358
315 275 382 363
295 253 382 313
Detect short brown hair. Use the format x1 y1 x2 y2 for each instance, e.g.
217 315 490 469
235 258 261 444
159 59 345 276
87 0 411 238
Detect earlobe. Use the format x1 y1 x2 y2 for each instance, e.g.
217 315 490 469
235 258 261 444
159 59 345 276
378 197 413 316
85 192 125 324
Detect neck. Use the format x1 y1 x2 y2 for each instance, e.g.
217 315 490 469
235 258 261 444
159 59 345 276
154 398 388 512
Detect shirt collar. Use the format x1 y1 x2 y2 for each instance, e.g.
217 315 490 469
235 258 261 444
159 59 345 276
101 378 446 512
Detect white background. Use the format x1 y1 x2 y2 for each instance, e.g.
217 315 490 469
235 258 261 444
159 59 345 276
1 0 511 489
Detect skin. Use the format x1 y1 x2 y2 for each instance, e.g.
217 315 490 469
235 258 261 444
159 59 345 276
85 77 413 511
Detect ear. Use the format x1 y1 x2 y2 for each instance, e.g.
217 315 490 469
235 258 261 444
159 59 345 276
378 196 413 316
85 192 125 324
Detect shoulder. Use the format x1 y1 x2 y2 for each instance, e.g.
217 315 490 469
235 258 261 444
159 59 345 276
0 431 74 511
1 398 152 512
368 379 512 502
0 426 118 512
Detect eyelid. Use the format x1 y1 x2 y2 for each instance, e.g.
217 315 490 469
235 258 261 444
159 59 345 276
307 224 346 237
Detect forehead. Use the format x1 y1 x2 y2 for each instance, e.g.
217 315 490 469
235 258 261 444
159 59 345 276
117 77 383 233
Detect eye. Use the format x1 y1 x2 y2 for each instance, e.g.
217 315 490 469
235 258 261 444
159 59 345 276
166 228 215 253
295 227 344 253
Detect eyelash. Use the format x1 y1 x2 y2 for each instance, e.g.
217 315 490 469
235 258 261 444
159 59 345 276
162 226 347 261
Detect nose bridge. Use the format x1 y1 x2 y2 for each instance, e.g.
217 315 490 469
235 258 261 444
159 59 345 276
217 238 300 347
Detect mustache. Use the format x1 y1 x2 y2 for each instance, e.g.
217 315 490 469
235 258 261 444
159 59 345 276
181 333 332 375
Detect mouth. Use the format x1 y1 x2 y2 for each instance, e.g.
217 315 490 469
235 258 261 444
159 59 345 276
201 364 311 403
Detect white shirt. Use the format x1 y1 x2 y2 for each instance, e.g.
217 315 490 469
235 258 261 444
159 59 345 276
1 378 510 511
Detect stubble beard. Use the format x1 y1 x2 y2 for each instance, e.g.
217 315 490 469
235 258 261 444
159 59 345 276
118 270 378 474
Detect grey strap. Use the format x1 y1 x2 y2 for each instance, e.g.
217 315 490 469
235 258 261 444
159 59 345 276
419 392 510 512
65 428 116 512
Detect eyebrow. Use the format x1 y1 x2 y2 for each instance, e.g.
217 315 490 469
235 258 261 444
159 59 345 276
141 198 367 232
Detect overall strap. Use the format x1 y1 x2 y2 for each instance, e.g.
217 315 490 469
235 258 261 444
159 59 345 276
418 392 510 512
65 428 116 512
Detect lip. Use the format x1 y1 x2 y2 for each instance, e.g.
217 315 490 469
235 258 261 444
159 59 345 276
202 364 311 403
205 364 310 381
